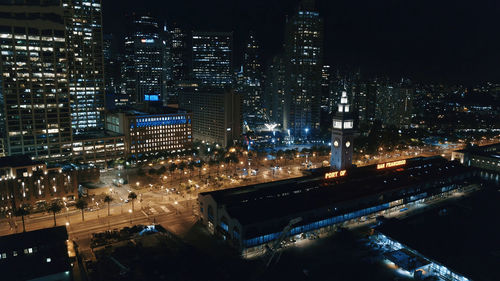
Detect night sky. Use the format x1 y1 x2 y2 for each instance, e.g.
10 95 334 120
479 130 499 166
103 0 500 84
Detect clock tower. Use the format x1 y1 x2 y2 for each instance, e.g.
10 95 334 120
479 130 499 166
330 90 354 170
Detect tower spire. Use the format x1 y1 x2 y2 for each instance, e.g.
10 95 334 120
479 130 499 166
330 89 354 170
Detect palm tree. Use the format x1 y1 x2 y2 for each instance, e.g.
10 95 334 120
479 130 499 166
47 202 62 227
75 198 88 222
104 195 113 216
208 159 216 176
168 163 177 183
195 160 204 179
212 159 221 175
187 161 195 176
178 162 186 181
128 192 137 212
15 205 31 232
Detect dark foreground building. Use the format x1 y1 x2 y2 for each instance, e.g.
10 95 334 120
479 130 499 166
0 226 72 281
372 184 500 281
198 157 475 255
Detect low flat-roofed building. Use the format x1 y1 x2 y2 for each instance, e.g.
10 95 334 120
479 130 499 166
198 157 475 253
0 226 71 281
452 142 500 172
106 107 192 159
0 156 98 214
383 248 431 275
0 155 46 179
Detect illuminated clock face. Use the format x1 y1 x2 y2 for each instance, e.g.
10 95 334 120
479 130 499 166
333 140 339 147
345 141 351 148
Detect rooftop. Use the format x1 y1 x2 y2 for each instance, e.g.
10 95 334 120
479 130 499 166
109 103 188 116
0 226 68 249
384 248 430 272
0 226 71 280
455 142 500 158
72 130 124 141
201 157 471 230
0 155 43 168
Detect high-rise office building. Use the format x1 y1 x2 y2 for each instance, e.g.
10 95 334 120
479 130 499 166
284 0 323 138
63 0 105 133
170 25 190 82
376 80 414 129
192 31 233 87
166 25 191 105
178 85 241 147
265 55 287 126
321 65 332 107
123 15 167 104
351 81 378 133
161 23 173 106
103 33 125 109
0 1 73 160
240 32 264 130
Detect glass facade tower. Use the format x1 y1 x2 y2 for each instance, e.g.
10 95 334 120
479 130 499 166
192 31 233 87
63 0 105 133
123 15 166 104
284 0 323 138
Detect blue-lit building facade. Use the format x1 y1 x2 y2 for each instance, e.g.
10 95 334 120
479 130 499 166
106 110 192 159
198 157 476 255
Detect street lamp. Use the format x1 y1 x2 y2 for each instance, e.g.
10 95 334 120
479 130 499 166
128 209 132 224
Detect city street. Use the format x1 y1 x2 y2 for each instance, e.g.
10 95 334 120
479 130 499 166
0 137 496 252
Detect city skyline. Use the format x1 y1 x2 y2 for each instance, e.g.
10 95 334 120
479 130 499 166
0 1 498 280
103 0 500 84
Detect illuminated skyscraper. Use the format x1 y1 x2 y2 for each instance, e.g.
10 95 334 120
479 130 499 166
265 55 286 126
376 80 414 129
123 15 167 104
63 0 105 133
321 65 331 107
284 0 323 138
192 31 233 87
0 0 73 160
103 33 124 107
240 32 264 130
170 25 190 83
